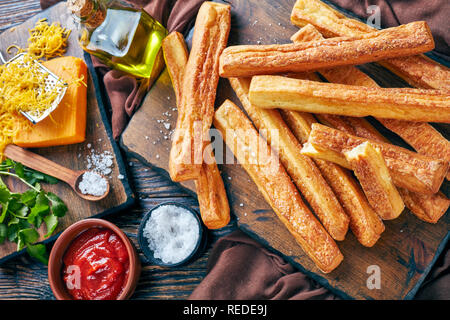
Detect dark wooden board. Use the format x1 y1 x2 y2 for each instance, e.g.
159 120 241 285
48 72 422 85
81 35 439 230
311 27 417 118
0 2 134 263
0 0 240 301
120 0 449 300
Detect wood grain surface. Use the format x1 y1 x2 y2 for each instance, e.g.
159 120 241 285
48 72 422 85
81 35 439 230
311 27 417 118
0 0 236 300
0 2 135 262
121 0 450 300
0 0 448 301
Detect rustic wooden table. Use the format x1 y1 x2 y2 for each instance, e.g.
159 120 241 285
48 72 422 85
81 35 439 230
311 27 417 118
0 0 237 300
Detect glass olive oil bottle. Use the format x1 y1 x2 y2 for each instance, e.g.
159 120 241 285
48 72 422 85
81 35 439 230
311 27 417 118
67 0 167 79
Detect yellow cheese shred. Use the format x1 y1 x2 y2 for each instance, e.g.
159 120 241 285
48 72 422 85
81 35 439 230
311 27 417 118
0 53 65 154
27 18 71 60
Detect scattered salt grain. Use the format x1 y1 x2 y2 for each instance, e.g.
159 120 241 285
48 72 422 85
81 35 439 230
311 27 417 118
143 205 200 264
164 123 171 130
85 149 114 176
78 171 108 196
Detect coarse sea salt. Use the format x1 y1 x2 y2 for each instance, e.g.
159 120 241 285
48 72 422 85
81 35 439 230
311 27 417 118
85 149 114 176
78 171 108 196
143 205 200 264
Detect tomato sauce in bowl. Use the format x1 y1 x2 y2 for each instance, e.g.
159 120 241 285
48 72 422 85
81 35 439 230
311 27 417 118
62 227 129 300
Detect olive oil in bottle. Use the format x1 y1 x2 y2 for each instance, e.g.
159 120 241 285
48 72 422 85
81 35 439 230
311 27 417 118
67 0 167 80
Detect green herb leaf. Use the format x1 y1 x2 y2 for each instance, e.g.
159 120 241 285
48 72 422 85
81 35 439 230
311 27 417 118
23 169 58 185
0 160 67 263
13 162 25 179
0 202 9 224
7 224 18 242
3 159 13 167
26 243 48 265
0 185 10 204
8 196 22 213
17 228 39 251
0 224 6 244
46 192 68 217
30 191 50 219
16 206 29 218
21 189 38 207
7 216 19 227
23 173 37 186
42 173 59 185
27 209 42 228
44 213 58 238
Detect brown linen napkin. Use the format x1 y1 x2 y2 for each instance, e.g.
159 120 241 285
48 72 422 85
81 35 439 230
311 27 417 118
414 242 450 300
329 0 449 61
189 230 339 300
189 229 449 300
41 0 205 139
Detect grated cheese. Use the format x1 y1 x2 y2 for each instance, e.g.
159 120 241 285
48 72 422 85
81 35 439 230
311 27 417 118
0 19 74 155
0 53 65 154
27 19 71 60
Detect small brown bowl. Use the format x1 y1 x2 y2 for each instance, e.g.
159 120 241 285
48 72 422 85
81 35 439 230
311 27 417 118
48 218 141 300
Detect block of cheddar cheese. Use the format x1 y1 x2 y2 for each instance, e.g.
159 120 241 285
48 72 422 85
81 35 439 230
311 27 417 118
14 56 87 147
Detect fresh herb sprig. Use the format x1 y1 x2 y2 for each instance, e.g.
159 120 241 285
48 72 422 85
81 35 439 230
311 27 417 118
0 159 68 264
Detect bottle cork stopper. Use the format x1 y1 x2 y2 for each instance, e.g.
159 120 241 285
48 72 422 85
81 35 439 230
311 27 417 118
67 0 94 18
67 0 105 28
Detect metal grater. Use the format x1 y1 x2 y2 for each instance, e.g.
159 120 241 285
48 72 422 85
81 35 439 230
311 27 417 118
0 52 67 124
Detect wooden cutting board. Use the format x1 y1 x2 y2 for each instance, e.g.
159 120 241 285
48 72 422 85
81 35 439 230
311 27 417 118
120 0 449 299
0 2 134 263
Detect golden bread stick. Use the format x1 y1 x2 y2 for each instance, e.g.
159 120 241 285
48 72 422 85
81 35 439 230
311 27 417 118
229 77 349 240
218 21 434 77
381 119 450 181
281 110 384 247
291 25 388 142
315 114 387 143
302 141 350 169
213 100 343 273
248 75 450 123
292 24 450 180
303 123 448 195
314 109 450 224
162 32 188 104
163 31 230 229
291 25 450 222
344 142 405 220
290 0 450 91
196 144 231 229
169 2 231 181
397 188 450 224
